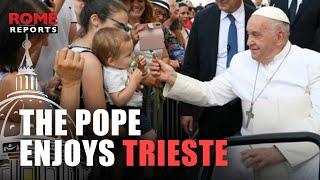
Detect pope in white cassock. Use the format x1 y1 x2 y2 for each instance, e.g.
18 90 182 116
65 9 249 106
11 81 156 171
151 6 320 180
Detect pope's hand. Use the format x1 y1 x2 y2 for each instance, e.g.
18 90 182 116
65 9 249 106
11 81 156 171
54 48 84 88
240 147 286 170
150 58 177 86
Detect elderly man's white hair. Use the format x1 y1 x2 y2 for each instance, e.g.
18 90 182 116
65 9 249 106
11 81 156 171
268 19 290 39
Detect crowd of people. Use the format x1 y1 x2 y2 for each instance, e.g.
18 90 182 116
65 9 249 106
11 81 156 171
0 0 320 179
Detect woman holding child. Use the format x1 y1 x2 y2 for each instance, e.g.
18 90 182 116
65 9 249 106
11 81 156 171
69 0 130 114
71 0 162 178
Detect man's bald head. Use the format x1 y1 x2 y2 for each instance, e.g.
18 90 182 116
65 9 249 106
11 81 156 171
246 15 290 63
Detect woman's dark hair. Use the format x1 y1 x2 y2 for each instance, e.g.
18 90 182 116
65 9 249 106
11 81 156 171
170 20 186 48
79 0 128 36
0 0 50 73
170 19 182 31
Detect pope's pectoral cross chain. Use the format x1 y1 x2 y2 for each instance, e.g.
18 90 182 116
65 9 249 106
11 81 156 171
245 103 254 128
244 44 292 129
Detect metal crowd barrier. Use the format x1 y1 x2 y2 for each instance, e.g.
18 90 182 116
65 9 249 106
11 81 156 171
159 99 182 139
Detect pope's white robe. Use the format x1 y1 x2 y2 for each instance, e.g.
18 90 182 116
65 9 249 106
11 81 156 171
163 42 320 179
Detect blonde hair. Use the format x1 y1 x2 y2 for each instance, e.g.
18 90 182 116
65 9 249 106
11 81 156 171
92 27 132 64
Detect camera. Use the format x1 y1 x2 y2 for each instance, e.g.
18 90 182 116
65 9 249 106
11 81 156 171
138 22 165 51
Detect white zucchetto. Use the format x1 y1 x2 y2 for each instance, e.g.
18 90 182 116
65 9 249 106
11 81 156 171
252 6 290 24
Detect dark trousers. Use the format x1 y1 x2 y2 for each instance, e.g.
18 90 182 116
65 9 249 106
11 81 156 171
198 99 242 180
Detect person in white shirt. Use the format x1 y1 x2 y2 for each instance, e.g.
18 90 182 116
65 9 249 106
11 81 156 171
151 6 320 180
36 0 78 83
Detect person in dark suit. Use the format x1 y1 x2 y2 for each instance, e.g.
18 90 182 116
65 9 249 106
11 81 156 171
179 0 255 140
271 0 320 52
244 0 256 8
205 0 256 9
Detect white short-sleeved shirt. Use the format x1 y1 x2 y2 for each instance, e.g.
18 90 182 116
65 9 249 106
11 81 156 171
103 66 143 107
35 0 77 82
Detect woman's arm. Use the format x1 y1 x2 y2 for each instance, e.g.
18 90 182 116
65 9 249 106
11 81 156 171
54 49 84 120
81 53 107 113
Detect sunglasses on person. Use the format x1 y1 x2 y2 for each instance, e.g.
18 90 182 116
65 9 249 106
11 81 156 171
108 17 132 32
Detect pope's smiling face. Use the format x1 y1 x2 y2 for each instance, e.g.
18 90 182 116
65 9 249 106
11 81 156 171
246 15 287 63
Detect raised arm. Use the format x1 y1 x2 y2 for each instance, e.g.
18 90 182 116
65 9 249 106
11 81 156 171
151 59 237 107
54 48 84 120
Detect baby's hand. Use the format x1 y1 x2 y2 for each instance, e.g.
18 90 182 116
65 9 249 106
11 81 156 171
136 55 147 71
129 68 143 84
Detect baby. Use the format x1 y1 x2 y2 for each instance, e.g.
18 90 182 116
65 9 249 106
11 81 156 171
92 27 153 138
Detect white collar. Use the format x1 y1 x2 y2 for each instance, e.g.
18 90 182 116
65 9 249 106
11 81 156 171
272 41 291 63
262 41 292 67
220 1 245 24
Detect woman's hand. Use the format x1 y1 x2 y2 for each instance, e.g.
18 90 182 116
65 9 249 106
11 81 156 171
131 23 145 45
54 48 84 88
169 60 180 70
